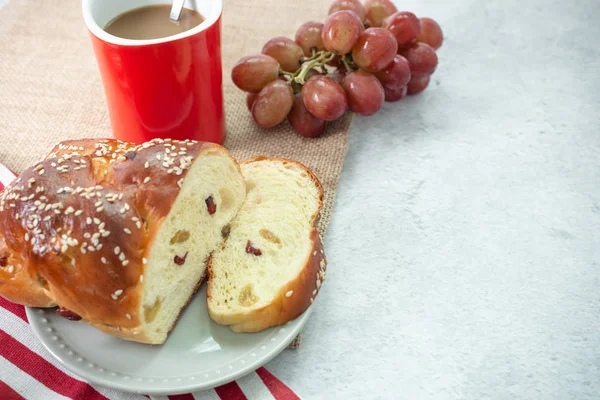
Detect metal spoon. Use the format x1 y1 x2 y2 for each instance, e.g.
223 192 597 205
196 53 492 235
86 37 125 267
169 0 186 22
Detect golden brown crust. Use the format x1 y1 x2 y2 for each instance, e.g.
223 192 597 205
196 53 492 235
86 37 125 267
0 138 221 339
207 157 327 332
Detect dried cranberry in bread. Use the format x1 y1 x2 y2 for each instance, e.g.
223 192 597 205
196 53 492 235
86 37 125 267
207 157 327 332
0 138 246 344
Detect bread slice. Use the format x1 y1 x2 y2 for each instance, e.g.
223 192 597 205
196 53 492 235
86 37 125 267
112 144 247 344
207 157 327 332
0 138 246 344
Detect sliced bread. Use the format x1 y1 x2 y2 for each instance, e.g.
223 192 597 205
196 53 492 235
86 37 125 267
207 157 327 332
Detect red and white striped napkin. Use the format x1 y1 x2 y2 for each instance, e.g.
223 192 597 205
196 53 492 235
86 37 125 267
0 163 301 400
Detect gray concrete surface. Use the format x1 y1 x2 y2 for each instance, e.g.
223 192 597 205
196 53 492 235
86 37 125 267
266 0 600 399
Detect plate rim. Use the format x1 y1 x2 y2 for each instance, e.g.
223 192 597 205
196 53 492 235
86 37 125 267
26 300 313 395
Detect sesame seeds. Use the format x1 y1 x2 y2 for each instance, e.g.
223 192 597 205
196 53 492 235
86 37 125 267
126 313 131 320
4 140 205 282
286 290 293 297
313 251 317 256
111 289 123 300
139 275 144 282
7 266 14 273
114 246 120 255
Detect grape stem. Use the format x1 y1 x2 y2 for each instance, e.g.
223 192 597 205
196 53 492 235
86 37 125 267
299 49 322 64
341 54 356 74
280 70 295 79
293 51 336 85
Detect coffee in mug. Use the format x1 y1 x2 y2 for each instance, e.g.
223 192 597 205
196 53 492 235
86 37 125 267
104 5 205 40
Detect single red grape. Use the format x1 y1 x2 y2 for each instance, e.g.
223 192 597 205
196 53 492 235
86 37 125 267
302 75 348 121
352 27 398 72
342 71 385 116
417 17 443 50
328 0 366 22
400 42 438 78
262 37 304 73
382 12 421 50
295 21 325 57
231 54 280 93
322 10 363 55
252 80 294 127
406 75 430 95
374 54 411 89
288 93 326 138
383 85 407 102
246 93 258 111
363 0 397 27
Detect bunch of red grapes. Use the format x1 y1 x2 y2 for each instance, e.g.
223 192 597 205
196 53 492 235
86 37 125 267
232 0 443 138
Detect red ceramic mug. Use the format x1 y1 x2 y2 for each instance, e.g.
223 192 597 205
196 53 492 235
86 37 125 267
82 0 225 144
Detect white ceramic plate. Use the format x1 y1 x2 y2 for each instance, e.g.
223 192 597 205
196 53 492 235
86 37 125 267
27 284 312 395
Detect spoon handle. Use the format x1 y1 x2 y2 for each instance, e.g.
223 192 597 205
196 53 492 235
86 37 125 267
169 0 186 21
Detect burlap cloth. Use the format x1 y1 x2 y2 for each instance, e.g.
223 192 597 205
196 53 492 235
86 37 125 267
0 0 351 347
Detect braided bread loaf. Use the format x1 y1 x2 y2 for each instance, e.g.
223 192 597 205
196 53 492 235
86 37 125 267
0 138 246 344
